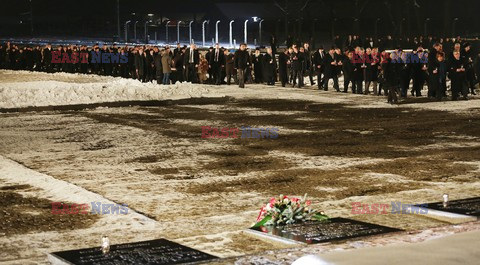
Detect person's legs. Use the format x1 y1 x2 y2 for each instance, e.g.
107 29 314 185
333 75 340 91
364 81 371 94
238 69 245 88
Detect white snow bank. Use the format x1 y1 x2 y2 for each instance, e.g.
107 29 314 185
0 70 209 108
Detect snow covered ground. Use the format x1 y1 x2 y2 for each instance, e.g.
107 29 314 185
0 70 480 264
0 70 209 109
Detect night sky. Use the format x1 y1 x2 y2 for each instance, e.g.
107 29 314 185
1 0 479 41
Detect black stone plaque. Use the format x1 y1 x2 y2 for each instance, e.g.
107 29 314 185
249 218 402 244
422 197 480 217
49 239 218 265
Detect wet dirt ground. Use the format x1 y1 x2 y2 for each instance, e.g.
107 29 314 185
1 95 480 263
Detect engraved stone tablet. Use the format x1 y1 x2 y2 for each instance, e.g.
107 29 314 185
247 217 402 245
48 239 218 265
423 197 480 217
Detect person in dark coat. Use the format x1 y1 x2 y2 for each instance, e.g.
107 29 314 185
382 53 400 104
145 49 154 82
173 47 185 83
290 46 304 88
462 43 476 95
209 44 225 85
428 52 447 100
342 51 355 93
397 50 412 97
224 49 236 85
153 47 163 84
234 43 250 88
323 47 340 91
411 48 428 97
312 46 325 90
365 48 380 95
353 48 365 94
252 48 264 83
33 46 42 71
303 43 315 86
134 48 147 82
278 48 290 87
448 51 468 100
184 44 200 83
263 47 276 85
205 47 214 84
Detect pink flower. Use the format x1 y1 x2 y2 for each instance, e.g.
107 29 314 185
269 198 276 204
256 206 266 222
306 200 311 206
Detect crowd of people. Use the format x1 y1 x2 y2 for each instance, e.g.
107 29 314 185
1 35 479 103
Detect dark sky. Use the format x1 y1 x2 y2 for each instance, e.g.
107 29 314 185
1 0 479 40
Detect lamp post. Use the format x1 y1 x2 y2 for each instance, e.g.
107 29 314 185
215 20 221 44
124 20 131 42
259 19 264 46
165 20 170 44
116 0 120 40
424 18 430 37
133 21 139 42
229 20 234 48
144 20 151 44
452 18 459 37
244 19 248 45
189 21 194 44
202 20 209 47
177 20 183 44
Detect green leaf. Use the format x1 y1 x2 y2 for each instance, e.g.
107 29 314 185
312 213 329 222
252 215 272 228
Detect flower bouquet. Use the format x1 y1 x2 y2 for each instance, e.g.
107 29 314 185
252 194 329 228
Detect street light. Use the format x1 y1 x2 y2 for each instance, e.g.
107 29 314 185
259 19 264 46
244 19 248 45
145 20 151 44
134 21 139 42
452 18 459 37
215 20 221 44
202 20 209 47
165 20 170 44
189 21 194 44
177 20 183 44
229 20 234 48
424 18 430 37
124 20 131 42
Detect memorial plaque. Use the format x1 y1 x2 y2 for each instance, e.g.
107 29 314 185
248 218 402 245
48 239 218 265
422 197 480 217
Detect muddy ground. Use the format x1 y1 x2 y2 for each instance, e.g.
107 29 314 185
1 95 480 263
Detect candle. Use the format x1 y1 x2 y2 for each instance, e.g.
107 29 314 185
101 236 110 254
